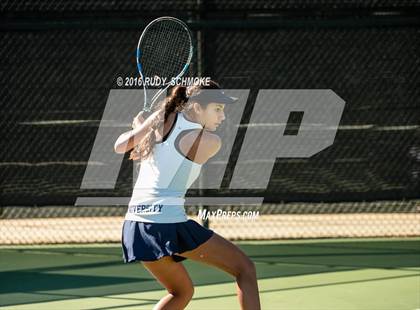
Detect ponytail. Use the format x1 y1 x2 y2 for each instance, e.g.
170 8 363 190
129 85 189 161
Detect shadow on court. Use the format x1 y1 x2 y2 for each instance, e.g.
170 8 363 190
1 238 419 307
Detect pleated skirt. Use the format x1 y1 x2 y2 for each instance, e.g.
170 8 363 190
121 219 214 263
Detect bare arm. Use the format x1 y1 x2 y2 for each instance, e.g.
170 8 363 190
178 130 222 164
113 111 156 154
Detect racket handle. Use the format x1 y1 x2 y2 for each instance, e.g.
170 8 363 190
141 110 152 119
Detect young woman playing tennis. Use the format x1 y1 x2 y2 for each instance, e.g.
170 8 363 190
114 81 261 310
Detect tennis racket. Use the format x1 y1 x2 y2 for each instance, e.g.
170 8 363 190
136 16 193 113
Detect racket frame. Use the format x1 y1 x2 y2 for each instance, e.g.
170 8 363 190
136 16 193 112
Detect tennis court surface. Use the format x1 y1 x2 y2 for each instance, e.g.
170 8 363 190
1 238 419 310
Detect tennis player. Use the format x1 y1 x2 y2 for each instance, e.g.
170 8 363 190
114 81 261 310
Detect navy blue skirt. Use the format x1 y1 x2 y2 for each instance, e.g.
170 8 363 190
121 219 214 263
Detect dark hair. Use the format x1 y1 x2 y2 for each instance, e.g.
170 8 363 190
129 80 221 161
129 85 188 161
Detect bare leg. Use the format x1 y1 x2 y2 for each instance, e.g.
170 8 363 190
180 232 261 310
142 256 194 310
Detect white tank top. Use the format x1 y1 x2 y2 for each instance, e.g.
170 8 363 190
125 112 203 223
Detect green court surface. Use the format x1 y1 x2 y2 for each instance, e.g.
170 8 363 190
1 238 419 310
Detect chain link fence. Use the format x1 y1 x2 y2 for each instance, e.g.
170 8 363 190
1 1 419 243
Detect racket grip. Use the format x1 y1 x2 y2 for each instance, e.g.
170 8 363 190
141 110 152 119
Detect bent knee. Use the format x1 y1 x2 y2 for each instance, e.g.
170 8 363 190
168 284 194 300
235 258 257 279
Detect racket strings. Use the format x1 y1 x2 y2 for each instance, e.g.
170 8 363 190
158 21 190 76
147 31 189 78
140 20 191 81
